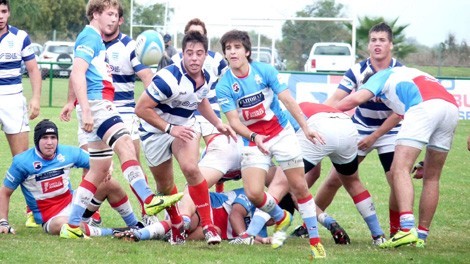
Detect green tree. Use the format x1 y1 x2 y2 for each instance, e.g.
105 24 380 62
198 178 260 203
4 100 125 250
131 2 170 38
352 16 416 60
9 0 87 43
280 0 350 71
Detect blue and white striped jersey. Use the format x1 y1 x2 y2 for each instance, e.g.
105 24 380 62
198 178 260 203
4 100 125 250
139 63 214 133
0 25 36 95
105 33 148 114
171 50 228 118
338 58 402 135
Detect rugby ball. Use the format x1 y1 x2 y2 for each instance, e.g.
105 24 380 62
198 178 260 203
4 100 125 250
135 30 164 66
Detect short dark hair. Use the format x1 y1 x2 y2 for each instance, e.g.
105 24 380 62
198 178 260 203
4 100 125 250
220 30 252 63
0 0 10 10
184 18 207 35
369 22 393 42
182 31 208 53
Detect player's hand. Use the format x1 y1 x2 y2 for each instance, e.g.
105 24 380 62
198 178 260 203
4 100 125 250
81 111 94 133
0 219 16 234
170 125 195 142
253 134 269 155
28 97 40 120
60 102 75 122
358 134 378 151
305 128 325 145
216 124 237 142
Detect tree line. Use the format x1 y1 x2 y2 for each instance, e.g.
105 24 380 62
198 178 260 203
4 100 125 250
9 0 469 71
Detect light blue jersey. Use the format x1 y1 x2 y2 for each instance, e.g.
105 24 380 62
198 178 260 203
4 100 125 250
216 61 289 143
3 145 89 224
361 67 457 114
74 25 114 101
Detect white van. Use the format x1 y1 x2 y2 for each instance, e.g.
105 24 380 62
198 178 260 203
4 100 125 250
304 42 354 73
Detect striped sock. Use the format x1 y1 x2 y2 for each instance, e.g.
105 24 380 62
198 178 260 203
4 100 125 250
110 196 139 227
399 212 415 232
258 192 284 222
122 160 154 203
297 194 320 245
69 179 97 226
353 190 384 237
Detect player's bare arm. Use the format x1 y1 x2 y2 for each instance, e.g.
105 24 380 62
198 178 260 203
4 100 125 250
335 89 374 112
358 113 402 150
59 78 77 122
278 89 325 144
324 89 350 107
135 90 194 142
24 58 41 120
70 58 93 132
197 98 236 141
0 186 15 234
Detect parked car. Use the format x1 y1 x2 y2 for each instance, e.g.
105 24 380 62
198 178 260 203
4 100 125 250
252 46 286 71
38 41 74 79
304 42 354 73
20 42 43 75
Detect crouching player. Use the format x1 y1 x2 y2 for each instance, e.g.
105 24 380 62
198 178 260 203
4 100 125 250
0 120 143 237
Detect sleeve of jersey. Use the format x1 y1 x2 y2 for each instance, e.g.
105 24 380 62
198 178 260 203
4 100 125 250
215 78 236 113
338 69 357 93
214 52 228 76
264 64 287 94
360 69 392 96
3 159 26 190
21 35 35 62
128 41 148 73
145 75 173 104
76 147 91 170
74 36 98 65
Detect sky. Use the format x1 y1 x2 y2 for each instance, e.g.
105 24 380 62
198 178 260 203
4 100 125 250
136 0 470 47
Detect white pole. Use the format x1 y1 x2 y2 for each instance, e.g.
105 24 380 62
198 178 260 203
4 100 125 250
130 0 134 38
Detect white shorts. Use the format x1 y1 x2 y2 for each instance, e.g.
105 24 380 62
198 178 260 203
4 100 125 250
76 100 123 143
199 134 241 174
77 111 140 147
358 133 397 156
195 115 218 137
240 123 303 171
0 93 30 134
42 203 72 234
397 99 459 151
297 112 358 165
140 117 200 167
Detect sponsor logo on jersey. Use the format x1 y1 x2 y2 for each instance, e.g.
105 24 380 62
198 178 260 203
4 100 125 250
33 162 42 170
242 103 266 121
35 168 65 181
238 92 264 108
232 82 240 92
0 53 19 60
41 177 64 193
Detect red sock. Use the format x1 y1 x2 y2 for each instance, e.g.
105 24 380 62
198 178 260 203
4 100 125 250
215 182 224 193
389 209 400 235
188 179 212 227
166 185 183 226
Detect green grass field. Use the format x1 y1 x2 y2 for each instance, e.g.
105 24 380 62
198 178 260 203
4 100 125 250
0 80 469 263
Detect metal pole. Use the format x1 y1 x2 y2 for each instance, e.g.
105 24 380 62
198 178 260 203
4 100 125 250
130 0 134 38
